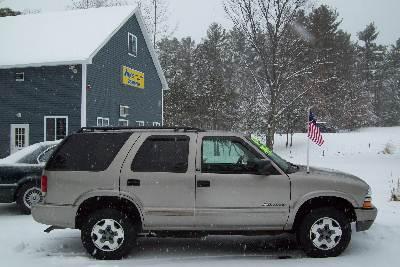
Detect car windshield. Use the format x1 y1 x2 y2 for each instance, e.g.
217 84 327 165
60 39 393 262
247 136 291 173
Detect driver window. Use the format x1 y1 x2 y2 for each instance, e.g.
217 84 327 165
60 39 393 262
202 136 260 174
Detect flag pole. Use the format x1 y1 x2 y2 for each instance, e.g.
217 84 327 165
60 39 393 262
306 107 311 174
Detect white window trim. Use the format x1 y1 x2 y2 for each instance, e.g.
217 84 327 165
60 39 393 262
153 122 161 126
136 121 145 127
119 119 129 126
43 116 68 141
119 105 130 118
15 72 24 82
97 117 110 127
10 124 29 154
128 32 137 57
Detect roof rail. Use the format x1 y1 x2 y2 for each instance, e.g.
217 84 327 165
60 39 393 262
77 126 205 133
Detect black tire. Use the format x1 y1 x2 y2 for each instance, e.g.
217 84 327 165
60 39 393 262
81 208 137 260
297 207 351 258
16 182 42 215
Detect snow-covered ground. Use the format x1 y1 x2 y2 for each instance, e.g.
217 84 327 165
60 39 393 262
1 127 399 267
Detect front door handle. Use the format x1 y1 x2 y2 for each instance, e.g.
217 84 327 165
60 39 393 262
127 179 140 187
197 180 210 188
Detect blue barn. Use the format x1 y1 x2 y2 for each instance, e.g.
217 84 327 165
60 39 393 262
0 6 168 157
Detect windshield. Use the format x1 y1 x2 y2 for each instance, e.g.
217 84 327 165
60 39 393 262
247 136 291 173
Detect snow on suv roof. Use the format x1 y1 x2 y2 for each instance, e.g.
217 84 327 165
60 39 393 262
0 6 136 68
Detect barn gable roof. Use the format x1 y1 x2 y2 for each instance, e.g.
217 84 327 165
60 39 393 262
0 6 168 90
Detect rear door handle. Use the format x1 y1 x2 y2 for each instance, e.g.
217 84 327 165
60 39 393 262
127 179 140 187
197 180 210 188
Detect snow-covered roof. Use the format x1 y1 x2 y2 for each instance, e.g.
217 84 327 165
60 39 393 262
0 6 168 90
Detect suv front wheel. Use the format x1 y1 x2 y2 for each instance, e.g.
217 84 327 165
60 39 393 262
81 209 137 260
297 207 351 257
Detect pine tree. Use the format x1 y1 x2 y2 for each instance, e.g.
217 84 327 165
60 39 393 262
357 23 386 123
0 8 21 17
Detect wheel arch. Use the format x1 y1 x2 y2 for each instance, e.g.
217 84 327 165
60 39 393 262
288 195 357 231
75 194 144 231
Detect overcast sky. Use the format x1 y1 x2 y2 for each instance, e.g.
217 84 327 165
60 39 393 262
1 0 399 45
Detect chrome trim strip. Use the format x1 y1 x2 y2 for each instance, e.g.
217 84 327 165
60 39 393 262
0 183 18 187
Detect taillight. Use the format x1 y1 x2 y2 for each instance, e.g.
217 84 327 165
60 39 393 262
41 175 48 194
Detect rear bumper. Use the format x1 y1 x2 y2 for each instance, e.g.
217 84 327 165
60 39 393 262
355 206 377 232
32 203 76 229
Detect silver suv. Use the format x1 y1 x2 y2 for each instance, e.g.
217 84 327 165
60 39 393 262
32 127 377 260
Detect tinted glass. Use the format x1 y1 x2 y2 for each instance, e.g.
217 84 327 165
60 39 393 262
46 133 131 171
131 136 189 173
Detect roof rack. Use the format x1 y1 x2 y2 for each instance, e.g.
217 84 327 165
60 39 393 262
77 126 205 133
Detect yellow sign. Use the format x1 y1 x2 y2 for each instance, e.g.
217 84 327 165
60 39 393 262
122 66 145 89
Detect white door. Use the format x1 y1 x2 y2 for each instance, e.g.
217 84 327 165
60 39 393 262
10 124 29 154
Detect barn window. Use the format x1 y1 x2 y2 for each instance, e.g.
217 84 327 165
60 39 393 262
15 72 24 81
119 105 130 118
97 117 110 127
44 116 68 141
119 119 129 126
128 32 137 57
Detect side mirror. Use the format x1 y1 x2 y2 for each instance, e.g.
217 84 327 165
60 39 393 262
255 159 273 176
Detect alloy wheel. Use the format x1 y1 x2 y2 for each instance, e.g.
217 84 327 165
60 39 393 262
309 217 343 250
91 219 125 252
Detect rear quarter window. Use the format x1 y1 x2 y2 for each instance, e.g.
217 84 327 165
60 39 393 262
46 132 131 171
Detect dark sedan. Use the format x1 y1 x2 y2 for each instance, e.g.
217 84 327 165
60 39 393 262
0 141 60 214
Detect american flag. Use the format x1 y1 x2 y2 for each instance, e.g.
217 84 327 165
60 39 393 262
308 111 324 146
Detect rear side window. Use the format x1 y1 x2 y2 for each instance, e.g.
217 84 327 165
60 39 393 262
131 135 189 173
46 133 131 171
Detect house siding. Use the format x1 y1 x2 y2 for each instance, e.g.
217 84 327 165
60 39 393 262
0 66 82 157
86 14 163 127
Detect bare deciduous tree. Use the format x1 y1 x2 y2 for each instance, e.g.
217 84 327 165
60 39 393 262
137 0 173 48
224 0 317 148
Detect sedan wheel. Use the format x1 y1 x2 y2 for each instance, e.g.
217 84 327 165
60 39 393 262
16 182 43 214
23 187 43 209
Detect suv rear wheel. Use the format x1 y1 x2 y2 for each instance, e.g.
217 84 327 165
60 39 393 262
297 207 351 257
81 208 137 260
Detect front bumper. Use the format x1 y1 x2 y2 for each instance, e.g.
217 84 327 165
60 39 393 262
355 206 378 232
32 203 77 229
